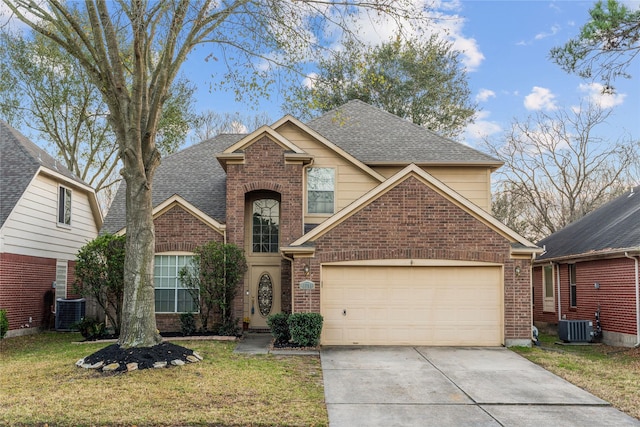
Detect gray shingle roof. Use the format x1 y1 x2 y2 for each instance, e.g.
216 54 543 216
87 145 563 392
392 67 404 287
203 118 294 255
101 101 502 233
536 186 640 261
101 134 241 233
0 120 86 228
306 100 501 165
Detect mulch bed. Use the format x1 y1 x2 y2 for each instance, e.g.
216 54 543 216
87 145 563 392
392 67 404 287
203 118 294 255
80 342 197 372
271 340 320 352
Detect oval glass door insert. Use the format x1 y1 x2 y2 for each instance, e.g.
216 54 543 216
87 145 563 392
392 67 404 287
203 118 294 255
258 273 273 317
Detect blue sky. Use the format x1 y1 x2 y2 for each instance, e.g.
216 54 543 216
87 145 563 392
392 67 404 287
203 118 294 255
184 0 639 149
1 0 637 150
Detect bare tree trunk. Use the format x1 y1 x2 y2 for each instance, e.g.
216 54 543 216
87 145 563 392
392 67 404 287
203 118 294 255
118 151 162 348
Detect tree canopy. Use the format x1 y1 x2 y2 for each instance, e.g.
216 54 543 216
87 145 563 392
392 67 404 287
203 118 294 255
485 102 638 242
286 34 476 138
550 0 640 90
0 28 197 207
2 0 432 349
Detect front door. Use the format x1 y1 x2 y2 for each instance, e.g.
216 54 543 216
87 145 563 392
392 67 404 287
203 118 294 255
249 264 281 328
245 194 282 329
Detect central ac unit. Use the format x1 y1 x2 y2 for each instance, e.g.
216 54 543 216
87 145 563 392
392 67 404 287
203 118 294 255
558 319 594 343
55 298 86 331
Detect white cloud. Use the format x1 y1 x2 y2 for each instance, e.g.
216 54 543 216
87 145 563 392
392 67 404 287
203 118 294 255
578 82 626 108
302 73 318 89
464 110 502 142
524 86 558 111
476 89 496 103
534 24 560 40
326 1 485 72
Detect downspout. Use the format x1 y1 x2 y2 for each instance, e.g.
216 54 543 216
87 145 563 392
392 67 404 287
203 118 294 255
286 157 315 315
624 252 640 347
555 262 562 322
281 252 295 314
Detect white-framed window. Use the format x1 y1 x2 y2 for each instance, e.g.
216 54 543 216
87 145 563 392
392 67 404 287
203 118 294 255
569 264 577 307
307 167 335 214
154 254 198 313
58 186 72 226
543 265 555 312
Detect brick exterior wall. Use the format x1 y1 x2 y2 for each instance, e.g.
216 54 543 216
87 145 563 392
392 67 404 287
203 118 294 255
224 136 304 321
290 176 533 343
153 205 225 332
0 253 57 332
533 257 638 337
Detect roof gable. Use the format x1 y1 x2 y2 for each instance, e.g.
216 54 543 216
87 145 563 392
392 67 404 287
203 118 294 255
306 100 502 167
537 186 640 261
1 120 100 228
221 125 305 154
113 194 225 236
271 115 385 182
287 163 538 252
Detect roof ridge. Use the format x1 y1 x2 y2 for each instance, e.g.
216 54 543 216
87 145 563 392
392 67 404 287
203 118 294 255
0 120 85 184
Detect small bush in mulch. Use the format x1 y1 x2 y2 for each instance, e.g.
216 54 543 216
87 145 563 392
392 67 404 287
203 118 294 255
79 342 198 373
288 313 323 347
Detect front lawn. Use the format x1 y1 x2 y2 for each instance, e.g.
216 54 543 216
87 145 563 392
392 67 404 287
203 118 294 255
512 333 640 420
0 332 327 426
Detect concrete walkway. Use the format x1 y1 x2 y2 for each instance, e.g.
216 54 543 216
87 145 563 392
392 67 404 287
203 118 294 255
234 333 272 354
233 332 319 355
321 346 640 427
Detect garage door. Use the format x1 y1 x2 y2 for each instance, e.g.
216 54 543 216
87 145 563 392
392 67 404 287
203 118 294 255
321 265 503 346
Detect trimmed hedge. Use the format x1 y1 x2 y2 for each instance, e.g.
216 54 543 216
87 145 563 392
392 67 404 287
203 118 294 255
288 313 323 347
267 312 290 344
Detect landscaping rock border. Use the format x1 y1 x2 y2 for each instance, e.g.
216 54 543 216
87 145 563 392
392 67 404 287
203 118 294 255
76 342 203 373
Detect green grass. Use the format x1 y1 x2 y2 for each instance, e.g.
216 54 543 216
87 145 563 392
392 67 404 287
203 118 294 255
0 332 327 426
512 333 640 420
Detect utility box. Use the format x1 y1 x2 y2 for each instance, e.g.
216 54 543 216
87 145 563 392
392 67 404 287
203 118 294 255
558 319 594 343
55 298 86 331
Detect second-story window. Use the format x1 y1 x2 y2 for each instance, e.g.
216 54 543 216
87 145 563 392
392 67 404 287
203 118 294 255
307 167 334 214
58 186 72 226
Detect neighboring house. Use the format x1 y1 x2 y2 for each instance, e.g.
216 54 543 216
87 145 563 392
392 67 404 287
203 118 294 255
0 121 103 337
102 100 541 346
533 186 640 347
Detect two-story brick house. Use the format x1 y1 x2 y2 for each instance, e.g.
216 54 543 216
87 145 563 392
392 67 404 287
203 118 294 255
102 100 541 346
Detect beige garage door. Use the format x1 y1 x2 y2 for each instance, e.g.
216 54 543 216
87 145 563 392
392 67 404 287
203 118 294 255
321 265 503 346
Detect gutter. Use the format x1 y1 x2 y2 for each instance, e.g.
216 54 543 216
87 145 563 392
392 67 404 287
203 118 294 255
555 262 562 322
624 252 640 347
533 247 640 265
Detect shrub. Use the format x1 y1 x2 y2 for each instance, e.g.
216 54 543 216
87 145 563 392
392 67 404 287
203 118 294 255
180 313 197 336
288 313 323 347
0 309 8 339
267 312 290 344
217 318 240 336
74 234 125 335
179 241 247 332
75 317 106 341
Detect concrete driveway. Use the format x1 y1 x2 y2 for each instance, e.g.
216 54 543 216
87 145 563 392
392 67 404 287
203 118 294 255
321 347 640 426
